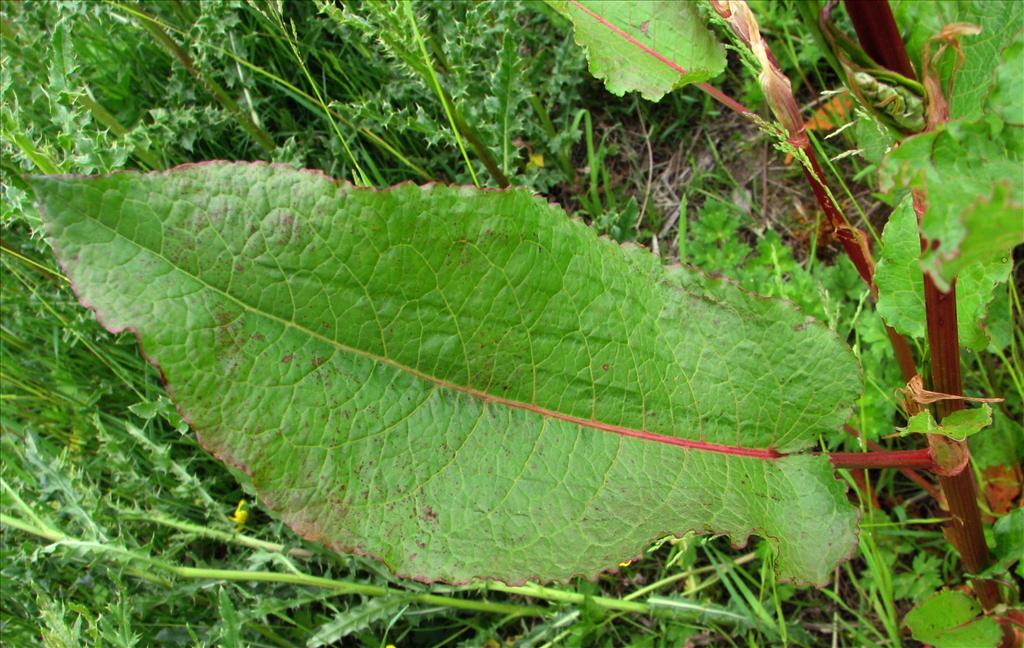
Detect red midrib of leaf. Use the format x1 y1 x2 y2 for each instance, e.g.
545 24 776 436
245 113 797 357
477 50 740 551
465 383 784 460
568 0 692 76
567 0 752 115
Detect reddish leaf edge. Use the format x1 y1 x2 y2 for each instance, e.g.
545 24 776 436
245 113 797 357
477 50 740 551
32 161 868 587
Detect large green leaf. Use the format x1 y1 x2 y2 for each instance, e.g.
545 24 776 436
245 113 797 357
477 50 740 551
32 162 860 585
547 1 726 101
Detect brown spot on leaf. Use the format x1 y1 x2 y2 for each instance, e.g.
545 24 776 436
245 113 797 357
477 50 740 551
422 506 438 523
274 211 299 245
312 356 325 368
281 354 294 364
213 308 245 362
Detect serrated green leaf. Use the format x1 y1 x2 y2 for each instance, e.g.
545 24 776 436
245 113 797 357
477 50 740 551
893 0 1024 122
217 588 241 648
969 409 1023 469
922 179 1023 288
493 29 520 178
904 590 1001 648
308 596 410 648
875 197 925 339
874 196 1012 351
881 122 1022 291
898 406 992 441
547 0 726 101
979 507 1024 579
880 29 1024 290
32 162 861 586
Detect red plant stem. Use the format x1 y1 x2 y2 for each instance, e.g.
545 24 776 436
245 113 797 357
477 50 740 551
846 0 1006 603
844 0 1007 605
845 0 999 607
828 448 936 471
800 151 876 287
802 150 919 384
843 424 941 500
842 0 916 78
924 275 1000 609
698 82 755 117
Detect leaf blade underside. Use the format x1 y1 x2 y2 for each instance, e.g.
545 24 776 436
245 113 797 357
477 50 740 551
548 0 726 101
33 162 860 585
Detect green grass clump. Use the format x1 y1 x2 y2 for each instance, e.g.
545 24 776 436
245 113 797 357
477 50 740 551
2 1 1021 646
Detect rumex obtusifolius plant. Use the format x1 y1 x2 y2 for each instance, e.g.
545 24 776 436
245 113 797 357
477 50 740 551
23 0 1024 620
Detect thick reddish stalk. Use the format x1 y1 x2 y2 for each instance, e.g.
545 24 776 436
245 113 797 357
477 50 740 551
828 448 936 471
924 276 1000 609
843 424 941 500
802 142 920 384
842 0 915 78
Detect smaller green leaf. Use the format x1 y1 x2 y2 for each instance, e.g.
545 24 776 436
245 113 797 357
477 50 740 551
874 197 1011 351
979 507 1024 579
904 590 1001 648
955 257 1015 352
548 0 726 101
217 588 242 648
899 406 992 441
883 122 1022 291
970 409 1024 470
875 197 925 339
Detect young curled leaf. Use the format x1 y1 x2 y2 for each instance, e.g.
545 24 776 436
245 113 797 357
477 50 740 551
920 22 982 128
850 71 925 133
712 0 803 135
818 1 926 135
